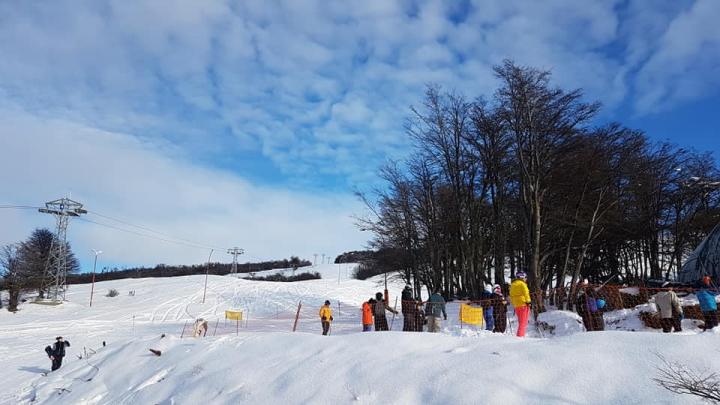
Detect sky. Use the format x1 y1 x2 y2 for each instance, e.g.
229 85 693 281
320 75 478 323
1 0 719 271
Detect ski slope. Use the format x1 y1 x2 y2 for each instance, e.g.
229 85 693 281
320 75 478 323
0 263 718 404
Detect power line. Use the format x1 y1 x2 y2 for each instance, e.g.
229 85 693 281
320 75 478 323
0 205 42 209
86 210 223 251
77 217 227 251
4 203 263 262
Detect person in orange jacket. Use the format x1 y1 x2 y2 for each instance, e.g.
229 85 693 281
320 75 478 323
319 300 333 335
509 271 531 337
362 298 375 331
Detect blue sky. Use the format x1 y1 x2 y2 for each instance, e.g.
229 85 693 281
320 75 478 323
1 0 719 269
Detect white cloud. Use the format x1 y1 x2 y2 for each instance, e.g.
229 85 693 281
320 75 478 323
633 0 720 113
1 0 719 271
0 107 369 268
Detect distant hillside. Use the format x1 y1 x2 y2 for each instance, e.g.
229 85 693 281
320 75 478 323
66 257 311 285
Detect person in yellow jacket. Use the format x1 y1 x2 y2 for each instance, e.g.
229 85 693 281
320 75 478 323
319 300 334 335
509 271 531 337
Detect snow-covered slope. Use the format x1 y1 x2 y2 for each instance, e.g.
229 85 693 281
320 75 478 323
15 330 720 404
0 263 717 404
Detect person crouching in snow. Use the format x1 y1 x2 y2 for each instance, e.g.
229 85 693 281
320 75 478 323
320 300 333 335
492 284 508 333
373 292 398 331
654 283 683 333
509 271 531 337
45 336 70 371
362 298 374 332
697 276 719 331
192 318 209 337
425 291 447 333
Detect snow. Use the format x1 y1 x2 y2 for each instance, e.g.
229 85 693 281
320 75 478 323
1 263 719 404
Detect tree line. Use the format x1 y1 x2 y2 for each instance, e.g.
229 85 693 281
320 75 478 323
357 60 720 304
66 256 310 284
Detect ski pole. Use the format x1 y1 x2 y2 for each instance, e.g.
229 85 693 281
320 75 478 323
389 297 398 330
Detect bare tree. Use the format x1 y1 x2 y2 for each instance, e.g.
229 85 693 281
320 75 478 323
1 244 24 312
654 353 720 403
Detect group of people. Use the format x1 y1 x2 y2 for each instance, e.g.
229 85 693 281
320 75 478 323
320 271 720 337
653 275 719 333
317 273 524 335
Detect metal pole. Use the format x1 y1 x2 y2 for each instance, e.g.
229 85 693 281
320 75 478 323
202 249 214 304
90 255 97 307
90 250 101 307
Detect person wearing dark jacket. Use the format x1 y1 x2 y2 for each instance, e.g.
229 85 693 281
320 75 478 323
492 284 508 333
480 286 495 331
45 336 70 371
401 285 418 332
576 280 604 331
373 292 398 331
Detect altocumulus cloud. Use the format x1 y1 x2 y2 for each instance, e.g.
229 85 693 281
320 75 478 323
1 0 719 267
1 1 718 182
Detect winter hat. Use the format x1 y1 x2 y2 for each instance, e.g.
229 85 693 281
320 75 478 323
661 281 670 288
516 271 527 280
56 336 63 341
405 284 412 290
493 284 502 294
376 292 384 300
324 300 331 305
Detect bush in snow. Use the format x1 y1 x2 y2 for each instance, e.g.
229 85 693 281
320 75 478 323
106 289 119 297
247 272 321 282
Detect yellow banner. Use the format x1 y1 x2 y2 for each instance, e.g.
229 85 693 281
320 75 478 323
459 304 484 326
225 310 243 320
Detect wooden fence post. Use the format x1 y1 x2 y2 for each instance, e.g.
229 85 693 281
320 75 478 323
293 301 302 332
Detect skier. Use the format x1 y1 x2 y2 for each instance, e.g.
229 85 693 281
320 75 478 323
425 290 447 333
654 284 683 333
480 285 495 331
45 336 71 372
509 271 531 337
492 284 508 333
401 285 417 332
697 276 718 331
372 292 398 331
362 298 374 332
319 300 333 335
576 280 602 331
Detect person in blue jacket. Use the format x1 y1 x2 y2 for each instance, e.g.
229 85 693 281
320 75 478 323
480 285 495 331
697 276 719 331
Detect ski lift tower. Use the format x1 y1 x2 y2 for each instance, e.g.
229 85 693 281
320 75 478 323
38 198 87 301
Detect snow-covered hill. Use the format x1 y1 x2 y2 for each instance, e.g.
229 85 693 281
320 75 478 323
0 263 717 404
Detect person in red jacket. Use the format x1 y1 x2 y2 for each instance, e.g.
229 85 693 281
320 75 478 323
362 298 375 331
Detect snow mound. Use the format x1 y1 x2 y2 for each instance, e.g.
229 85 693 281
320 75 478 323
537 310 584 336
